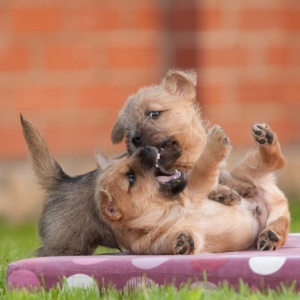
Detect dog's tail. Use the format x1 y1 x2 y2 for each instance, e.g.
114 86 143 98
20 114 66 190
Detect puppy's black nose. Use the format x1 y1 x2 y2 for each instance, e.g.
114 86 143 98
132 133 142 147
138 145 157 169
140 145 152 157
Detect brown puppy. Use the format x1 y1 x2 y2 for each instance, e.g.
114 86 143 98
111 69 290 250
21 115 120 256
97 125 272 254
111 69 254 203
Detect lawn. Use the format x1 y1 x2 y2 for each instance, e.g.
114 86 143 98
1 201 300 299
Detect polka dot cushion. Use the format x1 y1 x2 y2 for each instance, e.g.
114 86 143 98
7 234 300 292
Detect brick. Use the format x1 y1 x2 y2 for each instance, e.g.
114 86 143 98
266 46 289 66
238 83 280 103
12 8 62 32
0 127 25 158
239 9 300 30
0 90 14 110
197 8 222 30
0 46 29 71
197 84 224 105
78 86 127 109
108 46 160 68
0 10 11 31
15 87 65 112
198 47 249 67
174 47 197 69
281 10 300 30
168 8 197 31
239 9 281 30
75 7 121 31
45 44 93 70
136 8 162 30
267 45 300 66
284 83 300 104
43 123 116 156
238 82 300 104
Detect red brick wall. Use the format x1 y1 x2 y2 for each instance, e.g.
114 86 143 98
0 0 299 159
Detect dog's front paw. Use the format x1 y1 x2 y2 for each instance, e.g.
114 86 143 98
174 232 195 255
257 229 281 251
207 125 231 160
252 123 274 146
209 186 241 206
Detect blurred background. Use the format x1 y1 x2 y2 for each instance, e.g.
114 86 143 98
0 0 299 223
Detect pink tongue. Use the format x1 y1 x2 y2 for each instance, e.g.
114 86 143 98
157 170 180 183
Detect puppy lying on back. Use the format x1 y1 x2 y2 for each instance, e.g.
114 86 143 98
97 125 277 254
111 69 290 250
21 115 120 256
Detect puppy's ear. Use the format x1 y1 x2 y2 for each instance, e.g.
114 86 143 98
111 120 125 144
162 69 196 100
100 190 123 221
95 151 109 170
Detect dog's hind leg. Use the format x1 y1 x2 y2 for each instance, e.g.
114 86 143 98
230 123 285 181
229 123 289 250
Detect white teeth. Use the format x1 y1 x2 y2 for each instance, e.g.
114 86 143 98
157 170 181 183
157 152 160 160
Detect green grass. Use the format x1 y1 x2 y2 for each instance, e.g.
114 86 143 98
1 201 300 299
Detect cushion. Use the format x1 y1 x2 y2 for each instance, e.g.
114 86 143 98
6 233 300 292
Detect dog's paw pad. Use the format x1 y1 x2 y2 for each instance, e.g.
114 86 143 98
174 232 194 255
209 189 241 206
252 123 274 145
236 183 258 198
257 229 281 251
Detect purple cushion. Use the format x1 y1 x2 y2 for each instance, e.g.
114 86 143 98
7 233 300 292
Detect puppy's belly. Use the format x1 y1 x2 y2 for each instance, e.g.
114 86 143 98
245 188 268 231
193 199 261 253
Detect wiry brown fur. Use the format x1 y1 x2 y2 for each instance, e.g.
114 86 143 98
97 125 271 255
20 115 120 256
221 123 290 250
111 69 290 250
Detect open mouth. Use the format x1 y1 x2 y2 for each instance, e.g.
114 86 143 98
154 151 187 194
156 167 182 184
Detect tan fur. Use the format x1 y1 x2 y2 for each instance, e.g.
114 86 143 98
98 125 267 254
227 123 290 250
110 69 290 250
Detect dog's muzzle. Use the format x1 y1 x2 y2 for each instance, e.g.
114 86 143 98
137 145 187 195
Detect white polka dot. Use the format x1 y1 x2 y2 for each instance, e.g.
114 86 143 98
62 274 96 291
132 257 170 269
249 256 287 275
73 257 108 265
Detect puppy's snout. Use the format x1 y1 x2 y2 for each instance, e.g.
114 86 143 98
140 145 153 158
132 133 142 147
138 145 157 170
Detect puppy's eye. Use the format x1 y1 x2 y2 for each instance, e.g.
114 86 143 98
127 172 136 187
149 111 161 119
